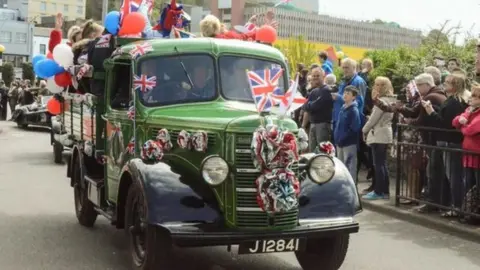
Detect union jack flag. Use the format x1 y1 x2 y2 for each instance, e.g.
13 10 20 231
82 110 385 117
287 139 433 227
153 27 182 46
272 74 306 115
407 80 419 97
129 42 153 59
120 0 142 24
126 138 135 155
247 68 284 113
133 74 157 93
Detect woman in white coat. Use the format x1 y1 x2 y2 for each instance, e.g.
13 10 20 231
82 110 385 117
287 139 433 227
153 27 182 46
362 76 395 200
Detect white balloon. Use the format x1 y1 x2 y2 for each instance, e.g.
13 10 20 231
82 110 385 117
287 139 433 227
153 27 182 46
52 43 74 67
47 77 64 94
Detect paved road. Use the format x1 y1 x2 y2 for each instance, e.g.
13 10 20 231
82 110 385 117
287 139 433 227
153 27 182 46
1 121 480 270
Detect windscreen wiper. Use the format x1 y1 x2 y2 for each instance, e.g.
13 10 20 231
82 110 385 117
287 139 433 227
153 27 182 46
174 46 195 89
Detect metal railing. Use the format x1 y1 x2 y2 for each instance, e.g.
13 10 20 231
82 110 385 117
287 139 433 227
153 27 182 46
395 124 480 220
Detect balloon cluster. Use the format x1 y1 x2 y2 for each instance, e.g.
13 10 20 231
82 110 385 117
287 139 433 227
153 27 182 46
104 10 146 37
32 43 74 94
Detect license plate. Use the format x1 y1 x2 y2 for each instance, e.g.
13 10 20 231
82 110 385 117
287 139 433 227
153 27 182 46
238 238 305 254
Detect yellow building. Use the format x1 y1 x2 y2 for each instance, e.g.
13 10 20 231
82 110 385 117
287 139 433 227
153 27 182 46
28 0 86 23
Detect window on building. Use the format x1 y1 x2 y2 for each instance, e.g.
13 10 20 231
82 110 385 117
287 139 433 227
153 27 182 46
52 3 57 11
0 31 11 42
39 44 46 55
77 6 83 14
64 4 69 12
40 1 47 11
15 33 26 43
0 11 14 20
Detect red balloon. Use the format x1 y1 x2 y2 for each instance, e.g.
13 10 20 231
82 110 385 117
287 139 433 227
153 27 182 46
118 12 146 36
255 25 277 44
47 52 53 59
54 72 71 87
47 97 61 115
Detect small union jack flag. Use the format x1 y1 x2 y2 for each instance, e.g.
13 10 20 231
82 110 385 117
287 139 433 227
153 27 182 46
247 68 284 113
126 138 135 155
133 74 157 93
127 106 135 120
272 74 306 115
129 42 153 59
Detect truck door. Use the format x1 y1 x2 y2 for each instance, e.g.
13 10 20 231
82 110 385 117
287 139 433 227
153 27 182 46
104 59 133 203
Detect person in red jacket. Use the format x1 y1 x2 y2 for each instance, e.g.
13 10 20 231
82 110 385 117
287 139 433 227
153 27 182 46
200 14 256 41
48 13 82 53
452 82 480 211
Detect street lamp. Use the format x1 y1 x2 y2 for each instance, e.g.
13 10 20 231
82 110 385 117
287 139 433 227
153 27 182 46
0 44 5 66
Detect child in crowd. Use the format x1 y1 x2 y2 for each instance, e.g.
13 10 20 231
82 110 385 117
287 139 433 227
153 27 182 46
453 83 480 215
325 73 338 93
334 85 362 182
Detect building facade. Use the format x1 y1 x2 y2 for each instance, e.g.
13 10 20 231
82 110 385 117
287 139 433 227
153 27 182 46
0 8 34 67
26 0 86 23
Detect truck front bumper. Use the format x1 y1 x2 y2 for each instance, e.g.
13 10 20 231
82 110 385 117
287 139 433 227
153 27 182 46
161 217 359 247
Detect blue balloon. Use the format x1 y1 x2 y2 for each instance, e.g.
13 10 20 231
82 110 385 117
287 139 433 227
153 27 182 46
32 54 46 67
34 59 64 78
105 11 120 35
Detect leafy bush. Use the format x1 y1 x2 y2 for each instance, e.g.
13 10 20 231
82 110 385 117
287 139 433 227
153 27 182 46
274 36 317 77
22 62 35 82
1 62 14 87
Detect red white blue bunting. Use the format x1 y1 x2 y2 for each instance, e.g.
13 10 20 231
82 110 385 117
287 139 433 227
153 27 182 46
177 130 208 152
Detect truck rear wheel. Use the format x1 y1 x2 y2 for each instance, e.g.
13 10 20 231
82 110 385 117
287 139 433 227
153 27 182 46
125 183 173 270
295 235 349 270
53 141 64 164
72 154 98 227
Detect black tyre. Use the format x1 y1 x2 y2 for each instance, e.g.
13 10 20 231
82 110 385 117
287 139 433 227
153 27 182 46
53 141 64 164
295 235 349 270
72 154 98 227
125 183 173 270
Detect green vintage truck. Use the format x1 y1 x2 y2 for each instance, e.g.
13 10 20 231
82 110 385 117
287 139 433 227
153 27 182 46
64 37 361 270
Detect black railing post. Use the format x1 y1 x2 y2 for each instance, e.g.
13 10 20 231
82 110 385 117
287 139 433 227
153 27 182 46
395 125 403 207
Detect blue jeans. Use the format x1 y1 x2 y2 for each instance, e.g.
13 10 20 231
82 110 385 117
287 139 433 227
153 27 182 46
336 144 357 183
437 141 464 208
371 143 390 195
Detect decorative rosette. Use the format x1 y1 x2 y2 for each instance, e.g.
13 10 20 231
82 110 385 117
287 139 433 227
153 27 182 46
127 106 135 120
177 130 208 152
251 124 301 214
126 138 135 155
156 128 173 151
297 128 309 152
256 169 300 214
317 141 335 157
251 124 299 171
141 140 164 161
177 130 191 149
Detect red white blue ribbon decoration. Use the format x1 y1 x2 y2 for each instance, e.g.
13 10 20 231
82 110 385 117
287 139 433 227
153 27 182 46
126 138 135 155
127 106 135 120
251 123 301 214
133 74 156 93
140 129 173 162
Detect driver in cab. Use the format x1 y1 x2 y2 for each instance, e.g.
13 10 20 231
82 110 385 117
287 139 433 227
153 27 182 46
143 60 216 104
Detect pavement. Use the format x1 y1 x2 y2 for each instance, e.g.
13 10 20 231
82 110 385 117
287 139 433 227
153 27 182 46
1 120 480 269
357 173 480 244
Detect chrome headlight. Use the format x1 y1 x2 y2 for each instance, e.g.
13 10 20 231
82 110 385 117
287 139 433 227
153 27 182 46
200 155 229 186
307 154 335 184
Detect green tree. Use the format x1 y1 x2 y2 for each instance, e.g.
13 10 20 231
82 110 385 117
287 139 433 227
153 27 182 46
364 21 476 93
274 36 317 78
1 62 14 87
22 63 35 82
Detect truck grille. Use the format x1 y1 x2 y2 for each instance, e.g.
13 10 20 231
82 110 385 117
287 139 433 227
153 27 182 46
151 128 216 148
234 133 298 229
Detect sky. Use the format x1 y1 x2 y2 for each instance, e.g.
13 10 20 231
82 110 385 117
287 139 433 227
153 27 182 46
317 0 479 39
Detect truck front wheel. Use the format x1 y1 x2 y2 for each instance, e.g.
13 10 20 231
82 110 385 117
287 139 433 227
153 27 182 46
72 154 98 227
125 183 173 270
295 235 349 270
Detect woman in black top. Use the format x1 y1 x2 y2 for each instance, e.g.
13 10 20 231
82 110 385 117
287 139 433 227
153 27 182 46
422 74 469 216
